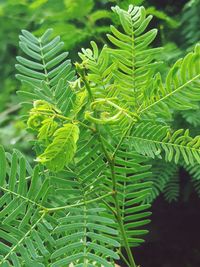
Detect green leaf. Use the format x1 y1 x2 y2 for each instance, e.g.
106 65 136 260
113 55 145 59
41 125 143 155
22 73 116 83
38 118 58 142
0 146 6 187
139 44 200 118
16 29 76 116
130 122 200 165
37 123 80 171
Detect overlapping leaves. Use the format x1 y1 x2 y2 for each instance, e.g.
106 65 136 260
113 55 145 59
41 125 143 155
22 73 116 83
130 122 200 165
16 28 76 116
0 146 53 266
10 3 200 267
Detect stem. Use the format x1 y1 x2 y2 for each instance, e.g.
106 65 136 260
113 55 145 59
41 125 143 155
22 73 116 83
112 121 134 158
35 111 95 131
82 192 88 266
0 186 45 210
110 162 137 267
80 69 137 267
119 250 132 267
95 193 116 215
57 114 94 131
90 98 135 119
92 126 136 266
78 69 94 101
98 150 137 267
44 192 113 213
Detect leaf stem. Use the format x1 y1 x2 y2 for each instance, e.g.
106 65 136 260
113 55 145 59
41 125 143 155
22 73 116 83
80 69 137 266
44 192 113 213
112 121 134 158
95 193 116 215
118 249 132 267
36 111 95 131
0 186 45 210
77 65 94 102
110 162 137 267
0 212 46 264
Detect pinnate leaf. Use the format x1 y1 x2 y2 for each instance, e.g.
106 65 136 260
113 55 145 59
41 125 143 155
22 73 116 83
37 123 79 171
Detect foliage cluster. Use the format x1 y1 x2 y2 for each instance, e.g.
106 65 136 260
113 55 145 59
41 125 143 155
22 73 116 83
0 1 200 266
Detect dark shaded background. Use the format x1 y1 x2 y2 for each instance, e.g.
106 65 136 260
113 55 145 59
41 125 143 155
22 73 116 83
134 193 200 267
117 168 200 267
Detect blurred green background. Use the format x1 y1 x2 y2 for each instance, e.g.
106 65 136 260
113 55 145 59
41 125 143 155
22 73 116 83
0 0 200 266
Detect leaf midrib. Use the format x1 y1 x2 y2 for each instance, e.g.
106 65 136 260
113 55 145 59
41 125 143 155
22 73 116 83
130 135 200 152
138 73 200 114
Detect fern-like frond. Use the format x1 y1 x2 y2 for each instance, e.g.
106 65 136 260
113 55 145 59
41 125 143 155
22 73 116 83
100 137 153 248
37 123 80 172
129 122 200 165
79 5 162 136
163 173 180 202
107 5 162 109
51 206 119 267
181 0 200 48
78 41 113 98
181 105 200 127
192 177 200 197
115 150 152 247
181 160 200 197
183 161 200 180
0 144 119 266
145 160 178 203
48 127 108 206
0 146 54 266
45 130 119 266
16 29 76 116
138 44 200 118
